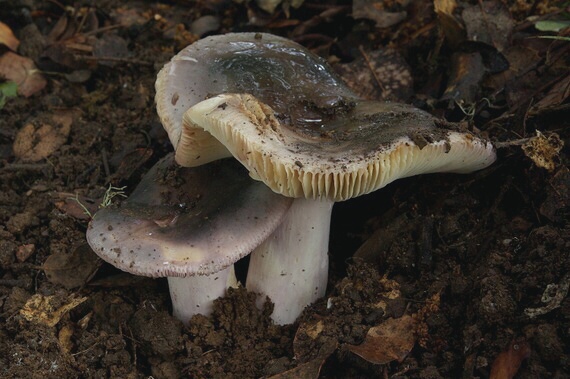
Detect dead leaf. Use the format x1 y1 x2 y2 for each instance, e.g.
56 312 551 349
254 0 304 14
441 52 486 104
334 48 413 101
352 0 407 28
13 111 73 162
489 339 531 379
293 319 327 359
346 315 416 365
88 273 149 287
529 74 570 115
0 21 20 51
58 324 75 354
190 15 221 37
16 244 35 262
0 51 47 97
93 34 130 66
53 192 99 220
462 2 514 52
111 6 149 27
521 131 564 172
43 243 101 289
269 338 337 379
110 147 153 182
539 167 570 223
434 0 465 48
20 293 88 327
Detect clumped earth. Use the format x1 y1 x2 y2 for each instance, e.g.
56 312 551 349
1 1 568 378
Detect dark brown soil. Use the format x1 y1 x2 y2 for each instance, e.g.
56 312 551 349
1 1 568 378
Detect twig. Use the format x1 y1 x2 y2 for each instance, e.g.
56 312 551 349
359 45 386 95
79 56 154 66
101 147 111 180
1 163 51 171
494 138 532 148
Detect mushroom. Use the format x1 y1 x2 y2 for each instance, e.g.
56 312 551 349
155 32 356 168
184 93 496 324
156 33 496 324
86 154 292 324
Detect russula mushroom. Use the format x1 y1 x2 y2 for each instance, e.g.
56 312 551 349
86 154 291 324
156 32 496 324
155 32 356 168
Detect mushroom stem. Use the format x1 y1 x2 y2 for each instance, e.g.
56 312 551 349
246 198 333 325
168 266 237 324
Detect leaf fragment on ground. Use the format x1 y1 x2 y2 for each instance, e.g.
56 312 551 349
434 0 465 47
352 0 407 28
270 338 337 379
539 167 570 222
0 51 46 97
0 21 20 50
20 293 88 327
43 244 101 289
334 48 413 101
521 131 564 172
529 74 570 115
53 192 99 220
58 324 75 354
489 339 531 379
346 314 416 365
462 1 514 52
16 244 35 262
13 111 74 162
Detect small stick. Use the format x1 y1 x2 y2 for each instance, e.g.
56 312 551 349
101 148 111 180
359 45 386 95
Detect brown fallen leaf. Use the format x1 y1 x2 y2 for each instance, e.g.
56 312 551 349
462 2 514 52
489 339 531 379
16 243 35 262
88 273 149 287
0 21 20 51
441 52 486 104
110 147 153 182
352 0 407 28
58 324 75 354
334 48 413 102
529 74 570 115
13 111 73 162
346 314 416 365
270 338 337 379
434 0 465 48
0 51 46 97
53 192 99 220
294 319 325 346
43 243 101 289
539 167 570 223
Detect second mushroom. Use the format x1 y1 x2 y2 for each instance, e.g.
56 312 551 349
86 154 291 324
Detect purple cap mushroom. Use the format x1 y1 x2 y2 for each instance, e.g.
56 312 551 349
86 154 291 324
156 33 496 324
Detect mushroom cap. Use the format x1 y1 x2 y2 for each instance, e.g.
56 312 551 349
155 32 356 166
184 93 497 201
86 154 292 277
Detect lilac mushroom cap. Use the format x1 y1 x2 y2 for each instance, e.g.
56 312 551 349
86 154 292 323
155 32 356 168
